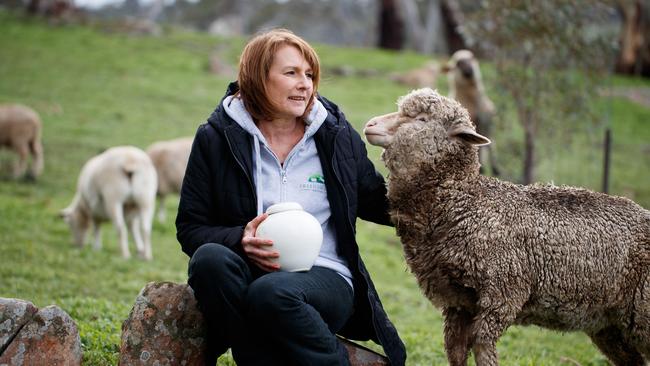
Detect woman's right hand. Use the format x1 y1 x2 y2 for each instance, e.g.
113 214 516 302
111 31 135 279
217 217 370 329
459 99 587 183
241 213 280 272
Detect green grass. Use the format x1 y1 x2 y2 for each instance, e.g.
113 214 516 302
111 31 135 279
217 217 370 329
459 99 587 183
0 11 647 365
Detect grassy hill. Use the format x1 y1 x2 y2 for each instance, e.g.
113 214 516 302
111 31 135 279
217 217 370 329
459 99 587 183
1 10 647 365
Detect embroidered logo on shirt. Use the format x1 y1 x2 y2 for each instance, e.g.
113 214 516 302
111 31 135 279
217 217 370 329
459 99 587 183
300 173 326 192
307 174 325 184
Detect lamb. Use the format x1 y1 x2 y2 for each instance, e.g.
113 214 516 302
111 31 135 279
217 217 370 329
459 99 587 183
0 104 44 180
60 146 157 260
363 88 650 366
442 49 500 176
146 137 192 222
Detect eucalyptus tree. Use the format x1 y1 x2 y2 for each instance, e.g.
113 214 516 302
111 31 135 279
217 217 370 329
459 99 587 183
463 0 617 184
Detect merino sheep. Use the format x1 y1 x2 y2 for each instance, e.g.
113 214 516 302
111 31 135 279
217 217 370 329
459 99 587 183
442 50 500 176
145 137 192 222
61 146 157 260
363 88 650 366
0 104 43 180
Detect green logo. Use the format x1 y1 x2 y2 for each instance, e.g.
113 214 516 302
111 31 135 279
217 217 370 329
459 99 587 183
307 174 325 184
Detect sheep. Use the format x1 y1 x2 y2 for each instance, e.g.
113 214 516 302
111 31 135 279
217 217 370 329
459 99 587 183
442 49 500 177
0 104 43 180
390 61 439 88
145 137 192 222
363 88 650 366
60 146 157 260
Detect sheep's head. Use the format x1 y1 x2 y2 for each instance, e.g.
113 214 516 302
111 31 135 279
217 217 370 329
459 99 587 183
364 88 489 179
442 49 478 80
60 206 89 247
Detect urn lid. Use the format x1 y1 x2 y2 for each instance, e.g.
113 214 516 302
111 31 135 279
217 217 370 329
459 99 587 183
265 202 303 215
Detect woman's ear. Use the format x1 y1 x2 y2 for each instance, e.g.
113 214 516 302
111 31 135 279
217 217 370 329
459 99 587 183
448 126 491 146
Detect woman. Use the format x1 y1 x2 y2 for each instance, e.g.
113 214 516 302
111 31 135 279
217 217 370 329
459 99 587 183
176 29 406 366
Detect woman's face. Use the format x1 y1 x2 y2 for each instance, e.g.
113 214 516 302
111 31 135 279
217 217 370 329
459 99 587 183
265 44 314 121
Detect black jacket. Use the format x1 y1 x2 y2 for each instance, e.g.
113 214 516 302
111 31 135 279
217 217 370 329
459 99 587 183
176 82 406 365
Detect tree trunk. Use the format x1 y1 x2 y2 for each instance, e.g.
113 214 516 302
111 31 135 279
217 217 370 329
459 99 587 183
378 0 404 50
26 0 41 14
399 0 424 49
397 0 448 54
523 114 536 185
421 0 447 54
440 0 467 54
616 0 650 76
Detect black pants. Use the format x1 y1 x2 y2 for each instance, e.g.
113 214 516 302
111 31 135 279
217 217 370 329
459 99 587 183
188 243 355 365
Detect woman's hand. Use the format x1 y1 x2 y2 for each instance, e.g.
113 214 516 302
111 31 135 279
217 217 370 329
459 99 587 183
241 213 280 272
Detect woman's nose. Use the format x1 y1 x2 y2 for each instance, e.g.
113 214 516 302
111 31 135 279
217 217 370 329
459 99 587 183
297 74 311 88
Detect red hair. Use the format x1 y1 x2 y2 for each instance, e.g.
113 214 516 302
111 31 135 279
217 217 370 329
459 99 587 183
237 29 320 121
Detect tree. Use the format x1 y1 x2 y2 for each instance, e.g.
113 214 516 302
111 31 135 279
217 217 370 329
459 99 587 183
398 0 448 54
616 0 650 76
378 0 405 50
463 1 616 184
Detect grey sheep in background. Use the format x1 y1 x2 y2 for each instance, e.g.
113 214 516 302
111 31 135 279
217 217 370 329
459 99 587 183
363 88 650 366
146 137 193 222
0 104 43 180
442 50 500 176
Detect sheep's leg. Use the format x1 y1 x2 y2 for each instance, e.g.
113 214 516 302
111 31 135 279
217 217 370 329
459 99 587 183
12 143 29 179
471 289 528 366
443 307 474 366
631 276 650 360
107 203 130 259
29 138 43 178
128 216 145 257
588 327 645 366
140 205 154 261
156 195 166 222
91 220 102 250
472 340 498 366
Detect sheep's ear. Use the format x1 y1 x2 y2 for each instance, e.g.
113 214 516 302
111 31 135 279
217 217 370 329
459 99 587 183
449 126 491 146
440 63 452 73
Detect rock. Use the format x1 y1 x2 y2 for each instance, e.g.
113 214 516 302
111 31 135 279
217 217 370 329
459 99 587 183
0 298 38 354
0 303 82 366
120 282 390 365
119 282 207 365
340 337 390 366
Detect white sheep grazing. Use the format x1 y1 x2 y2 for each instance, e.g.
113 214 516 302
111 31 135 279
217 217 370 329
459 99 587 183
61 146 157 260
442 49 500 176
0 104 44 179
364 88 650 366
145 137 192 222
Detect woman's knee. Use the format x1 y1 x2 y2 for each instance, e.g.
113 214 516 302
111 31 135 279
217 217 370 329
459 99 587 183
246 273 299 318
189 243 243 281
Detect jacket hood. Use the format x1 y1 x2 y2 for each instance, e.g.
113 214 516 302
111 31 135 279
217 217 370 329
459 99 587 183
207 81 346 134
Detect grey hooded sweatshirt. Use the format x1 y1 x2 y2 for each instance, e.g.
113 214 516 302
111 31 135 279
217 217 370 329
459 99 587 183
222 95 353 287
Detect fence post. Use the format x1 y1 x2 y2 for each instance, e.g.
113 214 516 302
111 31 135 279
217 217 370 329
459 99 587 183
602 128 611 194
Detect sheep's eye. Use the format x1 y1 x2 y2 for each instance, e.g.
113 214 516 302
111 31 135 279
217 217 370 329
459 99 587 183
417 117 428 122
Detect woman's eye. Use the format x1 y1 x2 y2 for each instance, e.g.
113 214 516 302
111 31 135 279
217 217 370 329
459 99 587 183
285 71 295 75
306 73 314 79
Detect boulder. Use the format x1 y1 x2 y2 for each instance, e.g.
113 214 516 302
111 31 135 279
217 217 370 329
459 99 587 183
120 282 390 365
0 298 38 354
119 282 207 365
0 301 82 366
340 337 390 366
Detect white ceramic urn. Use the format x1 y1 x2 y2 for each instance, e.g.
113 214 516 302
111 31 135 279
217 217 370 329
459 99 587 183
256 202 323 272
